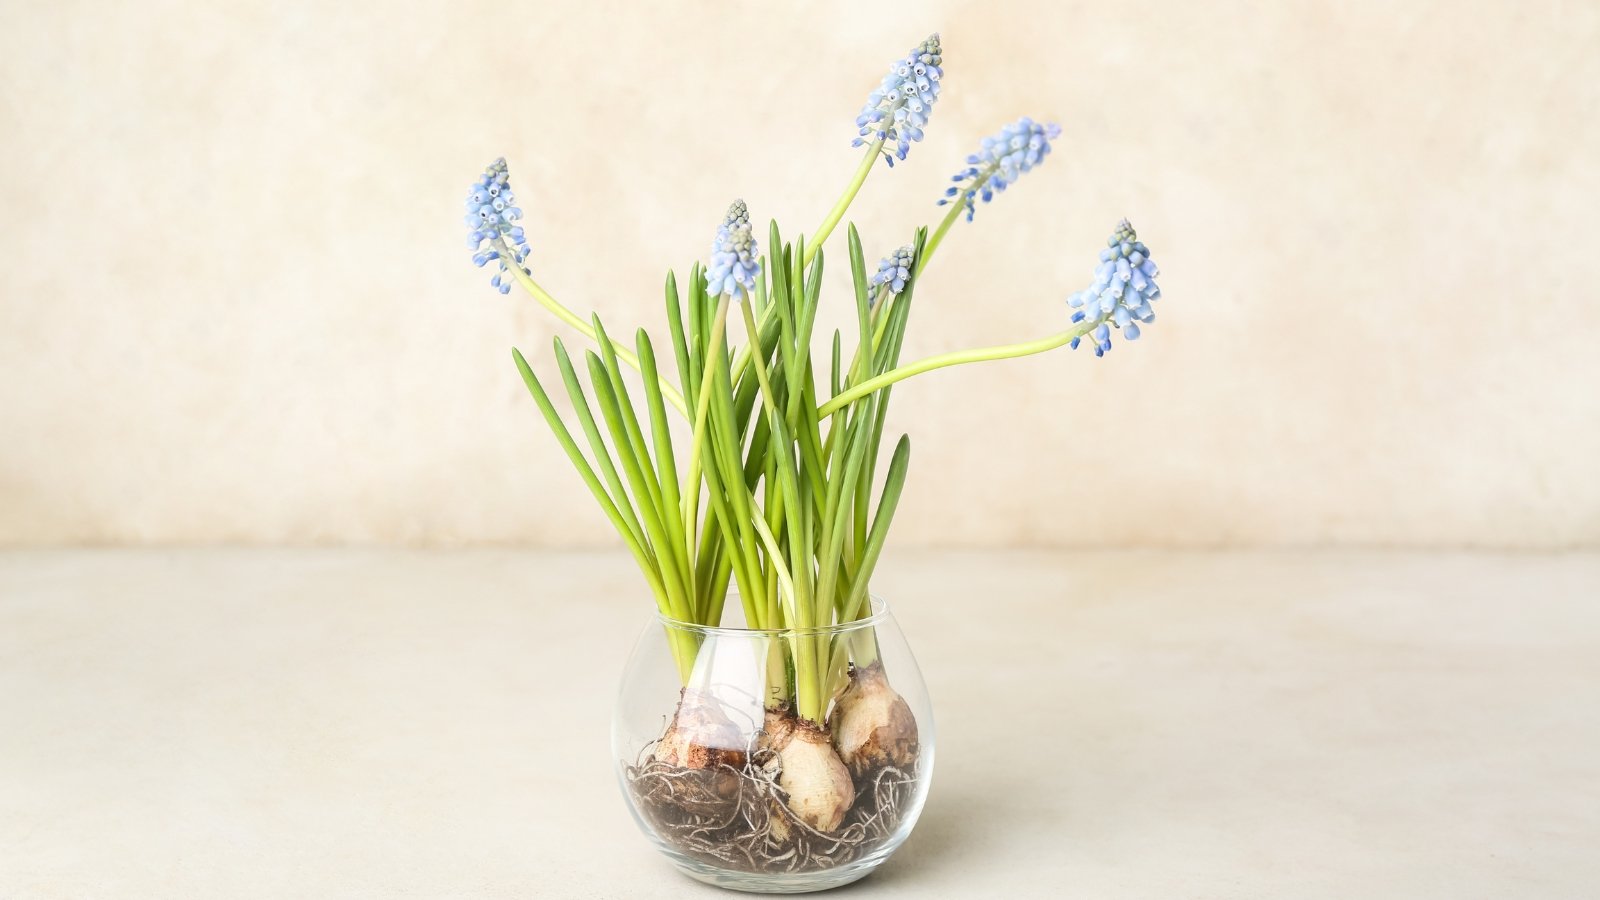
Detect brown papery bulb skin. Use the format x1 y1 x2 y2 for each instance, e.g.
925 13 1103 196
763 708 856 833
653 690 748 773
829 662 919 778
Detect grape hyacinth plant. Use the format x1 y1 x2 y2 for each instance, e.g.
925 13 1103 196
461 31 1165 891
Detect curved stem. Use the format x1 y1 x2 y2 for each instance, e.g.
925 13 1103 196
817 313 1110 418
495 238 688 416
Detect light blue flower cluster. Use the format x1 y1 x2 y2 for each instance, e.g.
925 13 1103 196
1068 220 1161 357
853 34 944 166
465 158 530 295
706 200 761 299
870 245 916 296
939 117 1061 222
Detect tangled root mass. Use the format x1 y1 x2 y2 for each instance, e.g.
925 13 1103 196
626 733 916 874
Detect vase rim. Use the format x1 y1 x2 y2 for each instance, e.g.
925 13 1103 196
653 593 892 636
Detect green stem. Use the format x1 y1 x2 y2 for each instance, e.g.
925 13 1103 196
918 162 999 276
763 635 791 709
495 237 688 416
817 314 1110 418
805 141 883 268
724 140 882 386
919 191 969 272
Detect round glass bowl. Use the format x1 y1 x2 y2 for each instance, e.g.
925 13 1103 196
612 598 934 893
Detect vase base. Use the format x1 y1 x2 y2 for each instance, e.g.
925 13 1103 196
664 843 896 893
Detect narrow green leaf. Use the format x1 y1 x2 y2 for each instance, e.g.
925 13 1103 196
585 350 691 621
664 270 696 411
637 329 689 584
846 224 874 386
511 348 666 608
830 330 843 400
844 434 911 621
552 338 648 554
591 315 664 518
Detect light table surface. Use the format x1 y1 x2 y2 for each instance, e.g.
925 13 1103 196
2 549 1596 898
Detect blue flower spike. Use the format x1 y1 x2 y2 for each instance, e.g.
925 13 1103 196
706 200 762 300
853 34 945 166
465 158 530 294
1068 219 1162 357
939 117 1061 222
870 245 916 297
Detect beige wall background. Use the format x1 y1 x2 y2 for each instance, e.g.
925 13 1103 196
1 0 1596 548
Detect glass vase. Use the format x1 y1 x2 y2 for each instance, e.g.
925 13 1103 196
612 597 934 893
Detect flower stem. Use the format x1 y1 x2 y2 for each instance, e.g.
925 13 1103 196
805 140 884 268
820 165 980 409
920 201 966 273
495 237 688 416
720 140 886 391
817 313 1109 418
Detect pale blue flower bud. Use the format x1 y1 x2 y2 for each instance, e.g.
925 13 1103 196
1067 220 1161 357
